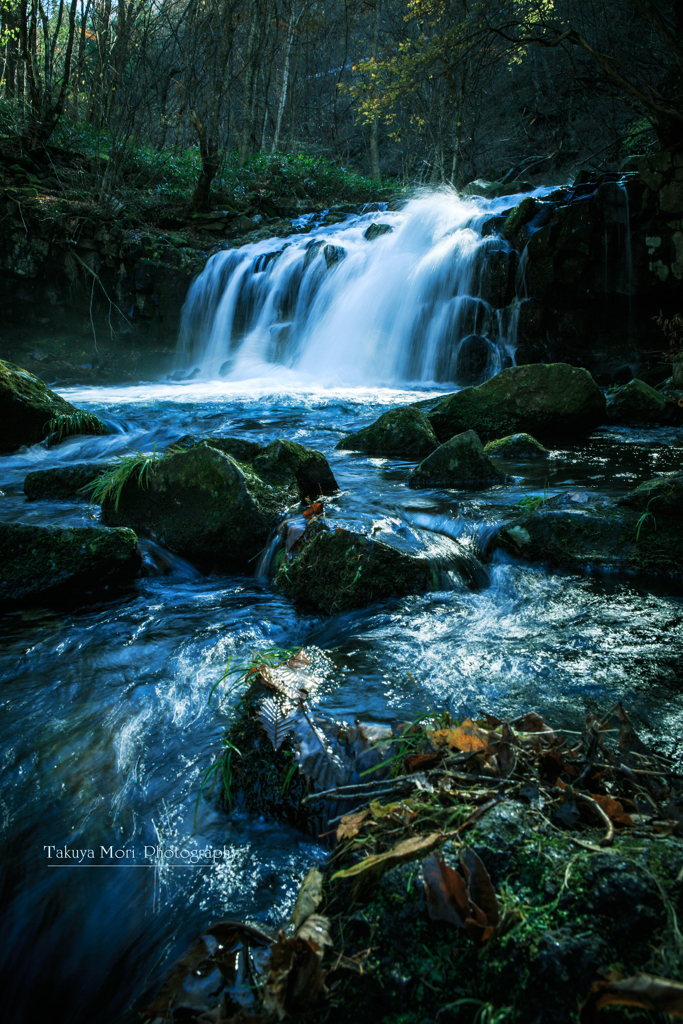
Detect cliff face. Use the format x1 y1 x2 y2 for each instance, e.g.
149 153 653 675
509 156 683 380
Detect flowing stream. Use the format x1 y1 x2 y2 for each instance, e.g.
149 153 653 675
1 191 682 1024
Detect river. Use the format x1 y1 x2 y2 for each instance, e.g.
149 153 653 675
1 190 682 1023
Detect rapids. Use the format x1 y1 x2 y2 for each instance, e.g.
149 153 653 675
0 191 681 1024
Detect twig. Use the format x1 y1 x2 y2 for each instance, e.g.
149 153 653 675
574 791 615 847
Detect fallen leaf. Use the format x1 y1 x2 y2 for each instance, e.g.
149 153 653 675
303 501 324 518
430 720 489 753
580 973 683 1023
290 867 324 930
404 752 440 772
584 792 633 828
336 809 370 841
460 849 500 928
295 913 332 951
423 854 470 927
262 932 327 1020
331 832 444 883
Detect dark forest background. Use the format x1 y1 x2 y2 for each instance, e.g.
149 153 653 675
1 0 682 206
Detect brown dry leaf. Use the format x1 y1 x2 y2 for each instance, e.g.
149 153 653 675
331 832 444 883
430 719 489 753
588 792 634 828
295 913 332 951
262 932 327 1021
404 752 440 772
580 973 683 1023
423 854 470 927
336 809 371 841
303 501 324 519
460 849 500 928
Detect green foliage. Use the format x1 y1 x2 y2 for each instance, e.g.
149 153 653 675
635 496 659 542
46 411 108 443
207 645 303 707
515 494 546 512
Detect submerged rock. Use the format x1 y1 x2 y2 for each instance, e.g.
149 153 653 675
496 474 683 577
274 521 437 614
0 522 140 606
101 440 337 570
408 429 507 489
606 377 679 425
336 406 439 458
484 432 549 459
427 363 606 443
24 462 116 501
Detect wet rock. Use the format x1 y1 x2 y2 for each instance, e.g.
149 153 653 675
364 223 393 241
24 462 116 501
408 429 507 489
454 334 496 385
252 438 338 498
101 440 337 570
496 476 683 578
502 196 538 246
324 244 346 268
169 434 265 462
606 377 679 425
336 406 439 458
0 358 75 453
274 521 437 614
427 363 606 444
484 432 549 459
0 521 140 606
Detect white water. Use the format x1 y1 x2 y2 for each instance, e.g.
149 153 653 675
176 188 548 387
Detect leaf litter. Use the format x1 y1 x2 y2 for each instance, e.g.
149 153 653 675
150 650 683 1023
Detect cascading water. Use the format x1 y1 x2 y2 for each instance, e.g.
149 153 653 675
176 189 544 386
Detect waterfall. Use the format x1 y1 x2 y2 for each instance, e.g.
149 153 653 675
176 187 543 386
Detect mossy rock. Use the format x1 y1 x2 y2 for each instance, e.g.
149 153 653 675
100 440 336 570
0 358 74 453
252 438 338 498
408 429 507 489
484 432 549 459
171 435 265 463
606 377 679 425
102 445 292 570
0 522 140 606
427 363 606 444
496 480 683 578
501 195 538 245
336 406 439 458
274 522 437 614
618 471 683 517
24 462 117 501
324 800 683 1024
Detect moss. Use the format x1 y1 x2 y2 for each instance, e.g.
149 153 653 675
0 358 75 453
484 433 549 459
427 364 606 444
275 522 437 614
337 406 439 458
606 378 678 425
24 462 117 501
408 430 507 489
253 438 339 497
0 521 140 606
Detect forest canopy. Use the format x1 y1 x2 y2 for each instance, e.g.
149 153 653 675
0 0 681 205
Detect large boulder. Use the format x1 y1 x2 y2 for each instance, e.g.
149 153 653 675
426 363 606 443
606 378 679 425
101 440 337 570
454 335 496 386
496 475 683 578
274 522 437 614
0 522 140 606
336 406 438 458
484 433 549 459
408 430 507 489
24 462 116 501
0 359 108 453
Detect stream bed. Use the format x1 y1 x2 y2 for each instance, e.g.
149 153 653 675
1 378 683 1024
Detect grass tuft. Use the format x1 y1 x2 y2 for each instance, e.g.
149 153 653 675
82 444 181 510
46 411 108 443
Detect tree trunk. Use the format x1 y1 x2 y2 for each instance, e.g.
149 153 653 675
369 0 380 179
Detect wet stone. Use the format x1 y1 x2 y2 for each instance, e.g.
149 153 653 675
336 405 439 458
606 377 679 425
24 462 117 501
408 429 507 489
484 432 549 459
